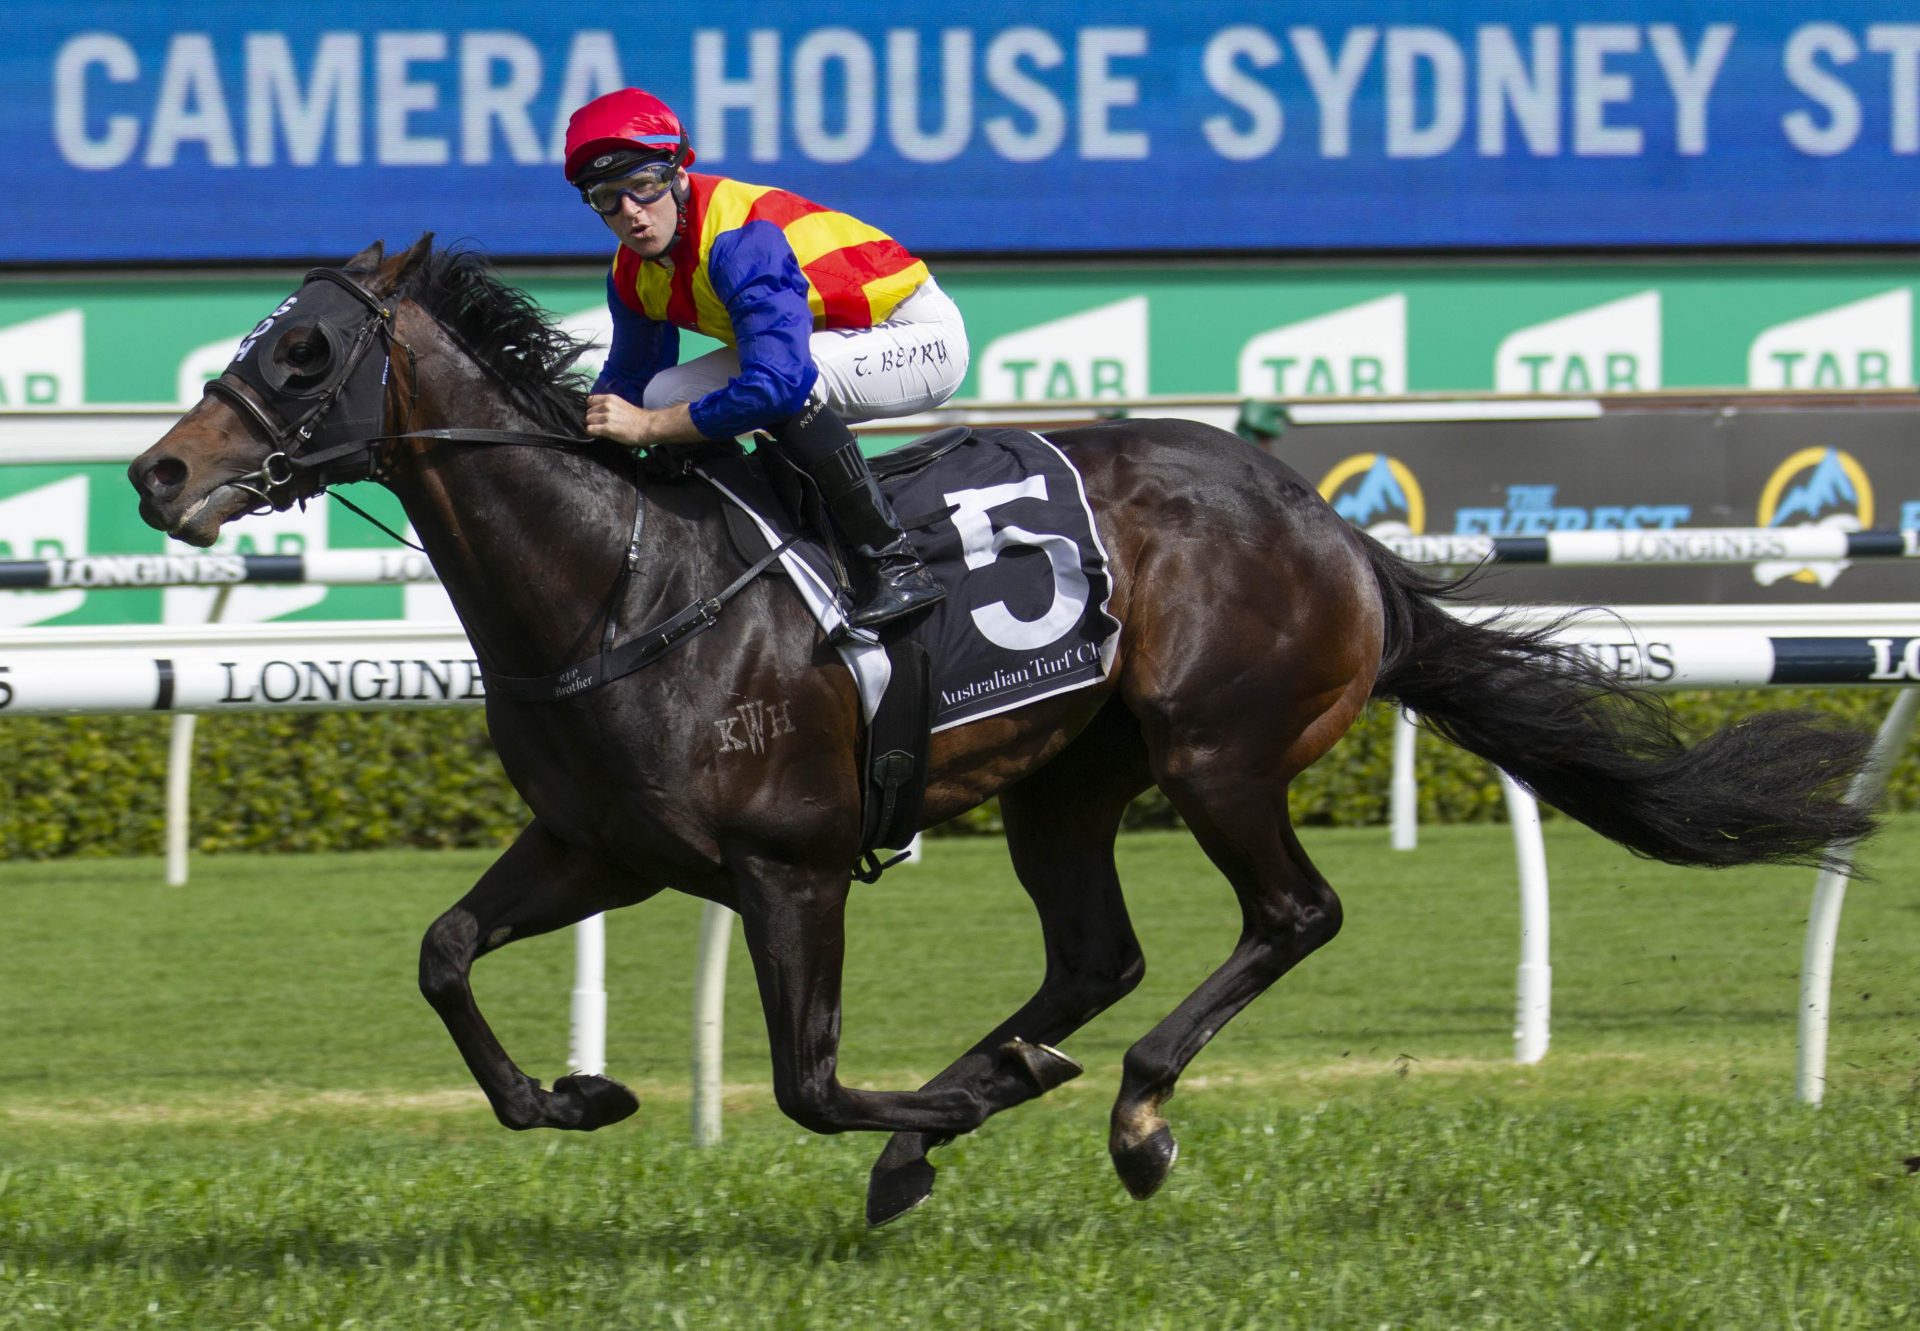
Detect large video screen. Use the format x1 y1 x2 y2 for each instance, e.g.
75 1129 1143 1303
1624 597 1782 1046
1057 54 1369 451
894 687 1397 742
9 2 1920 262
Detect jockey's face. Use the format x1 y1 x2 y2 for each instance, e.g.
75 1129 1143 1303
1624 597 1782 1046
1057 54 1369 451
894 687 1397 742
601 171 683 262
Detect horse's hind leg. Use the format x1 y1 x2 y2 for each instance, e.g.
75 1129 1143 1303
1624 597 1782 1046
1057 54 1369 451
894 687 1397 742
866 706 1152 1224
1101 506 1379 1198
419 819 659 1132
1108 767 1345 1200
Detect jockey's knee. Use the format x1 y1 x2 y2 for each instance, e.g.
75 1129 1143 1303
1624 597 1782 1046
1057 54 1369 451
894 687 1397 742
640 378 684 411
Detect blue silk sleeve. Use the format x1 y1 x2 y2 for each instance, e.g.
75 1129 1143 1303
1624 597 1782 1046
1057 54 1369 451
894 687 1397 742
590 271 679 404
688 221 819 439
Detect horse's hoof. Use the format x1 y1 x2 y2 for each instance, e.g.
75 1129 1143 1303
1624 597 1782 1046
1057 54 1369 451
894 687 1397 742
550 1073 640 1131
999 1037 1084 1096
866 1155 938 1227
1111 1124 1180 1200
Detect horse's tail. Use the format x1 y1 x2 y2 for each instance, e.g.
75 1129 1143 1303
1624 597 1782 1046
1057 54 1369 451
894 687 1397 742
1360 533 1876 871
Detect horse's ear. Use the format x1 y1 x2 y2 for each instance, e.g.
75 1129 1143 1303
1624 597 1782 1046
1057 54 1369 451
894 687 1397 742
372 233 434 297
343 240 386 272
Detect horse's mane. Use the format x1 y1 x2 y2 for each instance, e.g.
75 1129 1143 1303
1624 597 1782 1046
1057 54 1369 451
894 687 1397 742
397 245 594 440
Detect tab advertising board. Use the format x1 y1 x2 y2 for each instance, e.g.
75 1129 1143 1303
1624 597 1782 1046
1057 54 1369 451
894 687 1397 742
7 1 1920 262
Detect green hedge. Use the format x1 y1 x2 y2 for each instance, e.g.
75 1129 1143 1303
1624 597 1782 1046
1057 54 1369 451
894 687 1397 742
3 690 1915 859
0 710 526 860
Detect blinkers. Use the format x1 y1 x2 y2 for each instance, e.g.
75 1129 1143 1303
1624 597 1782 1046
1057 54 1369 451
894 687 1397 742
202 266 405 508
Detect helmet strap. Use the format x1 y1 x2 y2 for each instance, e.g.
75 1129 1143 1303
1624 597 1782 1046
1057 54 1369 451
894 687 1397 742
667 174 693 251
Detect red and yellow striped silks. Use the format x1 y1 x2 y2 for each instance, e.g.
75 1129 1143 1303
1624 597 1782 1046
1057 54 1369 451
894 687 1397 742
610 174 929 345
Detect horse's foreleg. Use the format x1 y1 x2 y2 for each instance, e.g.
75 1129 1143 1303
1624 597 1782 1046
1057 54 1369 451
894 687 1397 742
867 717 1151 1225
731 859 1003 1139
419 820 658 1132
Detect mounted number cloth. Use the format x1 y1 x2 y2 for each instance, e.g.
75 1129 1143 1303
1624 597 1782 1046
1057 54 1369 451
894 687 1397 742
697 427 1123 732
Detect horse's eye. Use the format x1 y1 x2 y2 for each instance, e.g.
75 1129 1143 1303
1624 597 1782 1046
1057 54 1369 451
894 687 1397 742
289 341 315 365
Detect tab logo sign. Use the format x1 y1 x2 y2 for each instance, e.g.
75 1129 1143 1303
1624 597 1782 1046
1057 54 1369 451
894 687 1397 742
1237 294 1407 397
1747 290 1914 390
0 476 89 626
1494 292 1661 394
0 309 84 406
980 297 1147 401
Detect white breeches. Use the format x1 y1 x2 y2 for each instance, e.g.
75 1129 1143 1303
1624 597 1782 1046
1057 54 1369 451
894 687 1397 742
640 276 970 424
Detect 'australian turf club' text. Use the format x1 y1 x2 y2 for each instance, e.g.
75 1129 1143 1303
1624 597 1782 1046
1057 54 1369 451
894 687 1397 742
940 643 1103 711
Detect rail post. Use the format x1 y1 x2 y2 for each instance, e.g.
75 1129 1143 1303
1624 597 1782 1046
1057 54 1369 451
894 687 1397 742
691 902 736 1146
1796 687 1920 1106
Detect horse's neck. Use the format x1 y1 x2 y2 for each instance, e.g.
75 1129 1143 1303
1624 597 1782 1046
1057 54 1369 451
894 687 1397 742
379 337 707 677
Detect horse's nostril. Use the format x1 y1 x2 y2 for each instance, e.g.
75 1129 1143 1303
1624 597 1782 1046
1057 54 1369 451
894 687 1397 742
149 456 188 490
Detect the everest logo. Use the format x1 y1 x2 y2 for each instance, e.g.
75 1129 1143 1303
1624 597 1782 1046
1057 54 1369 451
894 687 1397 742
0 310 84 406
1237 295 1407 397
0 476 88 626
1494 292 1661 394
1754 447 1872 590
1318 454 1426 537
1748 290 1913 390
981 297 1147 400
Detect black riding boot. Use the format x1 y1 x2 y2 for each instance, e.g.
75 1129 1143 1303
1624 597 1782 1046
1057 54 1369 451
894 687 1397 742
809 441 947 629
768 402 944 630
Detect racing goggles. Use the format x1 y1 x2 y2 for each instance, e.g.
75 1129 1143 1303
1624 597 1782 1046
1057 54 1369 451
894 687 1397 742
581 163 679 215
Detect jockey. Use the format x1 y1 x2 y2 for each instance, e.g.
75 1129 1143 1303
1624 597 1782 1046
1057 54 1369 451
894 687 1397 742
565 87 966 632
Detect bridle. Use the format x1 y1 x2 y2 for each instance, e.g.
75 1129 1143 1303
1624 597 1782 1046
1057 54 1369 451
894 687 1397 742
200 264 589 515
202 266 413 512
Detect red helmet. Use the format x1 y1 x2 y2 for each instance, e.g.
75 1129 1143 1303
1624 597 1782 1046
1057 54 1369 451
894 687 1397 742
564 88 695 182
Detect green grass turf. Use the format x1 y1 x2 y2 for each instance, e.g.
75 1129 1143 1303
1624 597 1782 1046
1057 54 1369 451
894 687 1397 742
4 819 1920 1327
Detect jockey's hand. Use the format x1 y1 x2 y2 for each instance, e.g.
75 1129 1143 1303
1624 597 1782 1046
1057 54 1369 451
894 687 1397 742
584 396 702 447
584 394 651 444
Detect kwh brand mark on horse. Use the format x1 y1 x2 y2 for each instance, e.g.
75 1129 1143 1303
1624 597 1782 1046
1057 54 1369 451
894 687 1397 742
715 698 796 755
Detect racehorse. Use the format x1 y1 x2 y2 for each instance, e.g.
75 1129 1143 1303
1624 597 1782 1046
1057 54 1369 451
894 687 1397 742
129 238 1875 1225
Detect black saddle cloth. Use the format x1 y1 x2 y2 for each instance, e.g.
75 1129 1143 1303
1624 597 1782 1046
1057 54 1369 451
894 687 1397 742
697 426 1122 731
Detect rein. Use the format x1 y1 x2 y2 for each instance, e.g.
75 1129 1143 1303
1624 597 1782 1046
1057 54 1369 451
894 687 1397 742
202 263 794 703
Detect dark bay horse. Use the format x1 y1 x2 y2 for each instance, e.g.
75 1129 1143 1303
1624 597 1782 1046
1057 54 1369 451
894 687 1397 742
129 239 1875 1224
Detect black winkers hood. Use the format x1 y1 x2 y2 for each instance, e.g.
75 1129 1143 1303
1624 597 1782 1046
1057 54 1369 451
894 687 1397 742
219 269 394 452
